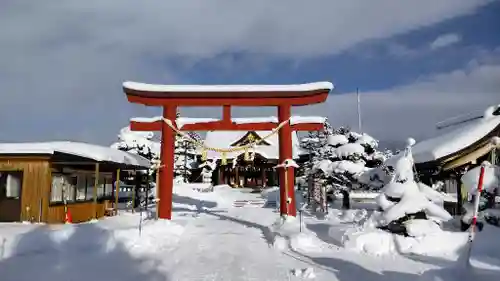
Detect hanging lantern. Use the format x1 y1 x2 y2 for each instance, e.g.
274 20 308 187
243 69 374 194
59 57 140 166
221 152 227 165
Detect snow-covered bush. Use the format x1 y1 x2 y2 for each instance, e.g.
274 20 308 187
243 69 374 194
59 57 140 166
459 161 500 230
374 142 452 236
198 160 217 186
111 126 160 160
300 121 390 209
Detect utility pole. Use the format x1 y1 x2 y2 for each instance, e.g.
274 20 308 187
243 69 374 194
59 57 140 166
356 88 362 132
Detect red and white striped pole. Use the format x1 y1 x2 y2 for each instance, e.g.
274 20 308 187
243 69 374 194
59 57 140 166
468 163 486 241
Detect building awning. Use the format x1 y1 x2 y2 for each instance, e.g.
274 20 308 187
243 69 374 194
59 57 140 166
443 143 495 171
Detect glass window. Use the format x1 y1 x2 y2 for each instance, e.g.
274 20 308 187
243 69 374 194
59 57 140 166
97 175 105 199
86 176 96 199
76 175 87 201
104 177 113 197
0 171 23 199
50 174 77 203
6 172 22 198
51 175 64 202
64 176 77 202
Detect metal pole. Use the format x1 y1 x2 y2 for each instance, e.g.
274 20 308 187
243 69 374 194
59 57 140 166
93 163 100 219
299 210 302 232
139 200 143 236
145 169 149 216
356 88 362 132
184 139 188 183
115 168 120 216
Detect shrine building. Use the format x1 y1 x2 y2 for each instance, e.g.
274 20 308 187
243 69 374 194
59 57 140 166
201 128 308 188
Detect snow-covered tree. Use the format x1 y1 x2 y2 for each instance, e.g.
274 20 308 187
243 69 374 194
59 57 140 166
174 135 197 184
111 125 200 184
111 126 160 160
375 140 453 236
301 121 390 209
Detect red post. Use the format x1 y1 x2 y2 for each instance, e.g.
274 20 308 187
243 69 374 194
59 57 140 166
222 105 231 124
278 104 296 217
159 105 177 220
470 165 486 233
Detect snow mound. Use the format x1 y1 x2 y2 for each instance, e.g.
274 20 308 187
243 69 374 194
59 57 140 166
112 219 184 256
173 184 238 209
341 212 468 257
269 216 324 253
48 224 76 244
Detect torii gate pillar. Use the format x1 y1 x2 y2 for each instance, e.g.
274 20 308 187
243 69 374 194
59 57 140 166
123 81 333 220
278 105 296 216
159 105 177 219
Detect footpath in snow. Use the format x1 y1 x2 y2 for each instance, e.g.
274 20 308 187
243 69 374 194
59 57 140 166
0 184 499 281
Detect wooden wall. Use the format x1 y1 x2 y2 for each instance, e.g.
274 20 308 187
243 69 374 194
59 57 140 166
0 156 109 224
46 201 108 224
0 156 51 222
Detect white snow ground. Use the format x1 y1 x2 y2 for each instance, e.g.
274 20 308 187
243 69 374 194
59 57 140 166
1 184 499 281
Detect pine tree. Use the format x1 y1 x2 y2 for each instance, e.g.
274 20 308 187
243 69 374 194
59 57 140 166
173 134 197 183
302 121 390 210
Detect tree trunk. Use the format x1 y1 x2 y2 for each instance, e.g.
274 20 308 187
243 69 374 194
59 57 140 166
341 190 350 209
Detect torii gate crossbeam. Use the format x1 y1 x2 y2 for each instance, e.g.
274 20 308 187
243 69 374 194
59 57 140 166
123 81 333 220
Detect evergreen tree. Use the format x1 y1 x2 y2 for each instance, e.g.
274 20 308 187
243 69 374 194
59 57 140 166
301 120 390 210
173 134 197 183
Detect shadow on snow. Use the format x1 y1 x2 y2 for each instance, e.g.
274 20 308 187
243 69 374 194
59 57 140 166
0 223 168 281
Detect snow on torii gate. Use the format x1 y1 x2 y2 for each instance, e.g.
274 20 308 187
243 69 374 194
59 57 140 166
122 81 333 220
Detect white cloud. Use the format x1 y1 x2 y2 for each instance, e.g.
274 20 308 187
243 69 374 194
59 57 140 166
0 0 494 143
301 48 500 143
430 33 462 49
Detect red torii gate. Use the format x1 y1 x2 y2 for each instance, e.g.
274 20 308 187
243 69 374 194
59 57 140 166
123 81 333 220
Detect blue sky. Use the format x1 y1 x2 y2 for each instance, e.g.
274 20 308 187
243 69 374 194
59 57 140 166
1 0 499 148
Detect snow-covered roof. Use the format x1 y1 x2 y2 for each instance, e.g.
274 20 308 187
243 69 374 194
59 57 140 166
202 131 305 160
412 104 500 163
123 81 334 93
0 141 150 168
130 116 326 129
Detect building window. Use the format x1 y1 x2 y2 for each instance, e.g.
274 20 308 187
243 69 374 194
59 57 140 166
103 177 113 198
51 172 114 204
0 171 23 199
97 175 113 199
50 174 77 203
86 176 95 200
76 175 87 201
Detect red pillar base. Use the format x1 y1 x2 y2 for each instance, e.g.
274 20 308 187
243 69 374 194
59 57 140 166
159 105 177 220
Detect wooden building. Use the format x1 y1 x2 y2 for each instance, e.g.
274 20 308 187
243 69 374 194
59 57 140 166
413 104 500 214
0 141 150 223
200 129 307 188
